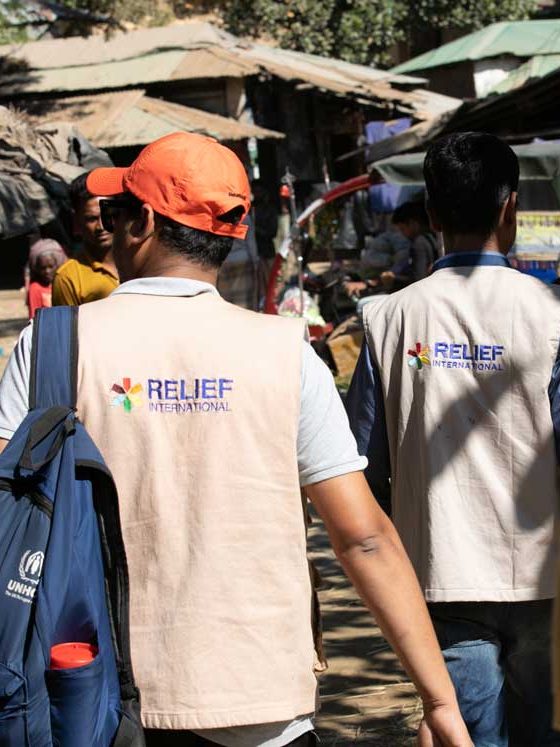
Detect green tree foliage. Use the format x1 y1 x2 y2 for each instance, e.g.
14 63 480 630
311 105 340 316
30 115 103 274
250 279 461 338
220 0 403 66
411 0 537 29
0 0 187 42
404 0 540 62
221 0 538 67
61 0 178 27
0 0 539 65
0 1 40 43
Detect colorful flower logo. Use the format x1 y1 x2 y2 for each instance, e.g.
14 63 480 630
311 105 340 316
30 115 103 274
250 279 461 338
110 378 143 412
407 342 430 370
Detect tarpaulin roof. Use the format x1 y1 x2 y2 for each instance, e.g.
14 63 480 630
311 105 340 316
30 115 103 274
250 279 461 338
392 20 560 74
0 105 111 239
24 91 284 146
0 21 460 121
372 141 560 186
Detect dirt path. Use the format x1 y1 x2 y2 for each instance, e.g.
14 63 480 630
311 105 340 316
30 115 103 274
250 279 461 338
309 512 422 745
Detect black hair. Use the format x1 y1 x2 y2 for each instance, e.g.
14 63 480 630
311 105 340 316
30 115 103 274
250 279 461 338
156 216 235 269
69 172 92 211
392 201 429 227
123 195 242 269
423 132 519 237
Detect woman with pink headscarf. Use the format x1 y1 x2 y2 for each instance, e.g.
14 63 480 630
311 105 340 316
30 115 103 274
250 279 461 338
26 239 67 319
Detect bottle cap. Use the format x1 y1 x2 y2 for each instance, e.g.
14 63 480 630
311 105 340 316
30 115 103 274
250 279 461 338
50 642 97 670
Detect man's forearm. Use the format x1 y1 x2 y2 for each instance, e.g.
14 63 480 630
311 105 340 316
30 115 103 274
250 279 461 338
337 522 456 708
307 472 457 709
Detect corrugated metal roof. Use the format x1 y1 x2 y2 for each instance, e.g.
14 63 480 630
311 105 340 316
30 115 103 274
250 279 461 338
170 46 258 80
484 53 560 96
0 21 231 68
0 51 187 95
243 42 441 113
236 42 460 118
0 20 419 85
133 96 283 143
245 44 425 88
402 88 461 120
438 60 560 138
0 21 460 119
392 20 560 74
0 47 256 96
23 91 284 145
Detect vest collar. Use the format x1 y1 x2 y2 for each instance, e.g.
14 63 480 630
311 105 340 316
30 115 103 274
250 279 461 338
112 277 219 298
433 251 511 272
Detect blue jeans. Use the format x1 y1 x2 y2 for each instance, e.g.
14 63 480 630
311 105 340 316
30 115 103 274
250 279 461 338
429 600 559 747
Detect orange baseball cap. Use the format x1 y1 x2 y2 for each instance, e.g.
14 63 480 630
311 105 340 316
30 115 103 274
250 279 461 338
86 132 250 239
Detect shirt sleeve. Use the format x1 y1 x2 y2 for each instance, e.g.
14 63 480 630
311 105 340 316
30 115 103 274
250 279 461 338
52 270 78 306
346 342 391 514
0 323 33 440
298 341 367 486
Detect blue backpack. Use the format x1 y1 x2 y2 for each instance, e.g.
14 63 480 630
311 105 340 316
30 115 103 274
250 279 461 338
0 306 144 746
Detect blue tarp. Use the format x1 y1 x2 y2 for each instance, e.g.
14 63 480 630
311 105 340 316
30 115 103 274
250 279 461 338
366 119 419 212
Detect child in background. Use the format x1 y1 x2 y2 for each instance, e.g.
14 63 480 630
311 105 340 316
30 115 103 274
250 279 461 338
379 201 440 290
344 201 439 299
27 239 66 319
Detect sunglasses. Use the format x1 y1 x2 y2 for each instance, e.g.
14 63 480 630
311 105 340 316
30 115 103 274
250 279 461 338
99 197 139 233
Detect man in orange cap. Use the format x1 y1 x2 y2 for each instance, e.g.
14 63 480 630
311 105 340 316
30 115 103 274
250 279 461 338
0 132 470 747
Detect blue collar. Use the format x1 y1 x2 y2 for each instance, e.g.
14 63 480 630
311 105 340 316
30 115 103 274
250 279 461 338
433 252 511 272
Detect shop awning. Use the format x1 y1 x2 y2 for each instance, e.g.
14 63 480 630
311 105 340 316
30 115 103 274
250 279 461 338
372 141 560 186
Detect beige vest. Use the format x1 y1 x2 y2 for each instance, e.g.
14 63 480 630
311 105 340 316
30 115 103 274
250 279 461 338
363 265 560 603
76 292 317 730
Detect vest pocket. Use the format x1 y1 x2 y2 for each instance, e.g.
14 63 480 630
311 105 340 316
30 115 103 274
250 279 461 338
46 651 107 746
0 664 29 746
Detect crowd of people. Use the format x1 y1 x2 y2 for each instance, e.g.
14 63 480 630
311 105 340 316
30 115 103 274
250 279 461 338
0 129 557 747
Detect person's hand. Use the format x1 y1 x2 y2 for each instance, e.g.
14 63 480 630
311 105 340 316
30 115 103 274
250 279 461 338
417 701 472 746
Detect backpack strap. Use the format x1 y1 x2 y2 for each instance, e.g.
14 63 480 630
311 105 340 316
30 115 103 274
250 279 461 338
29 306 79 410
29 306 145 744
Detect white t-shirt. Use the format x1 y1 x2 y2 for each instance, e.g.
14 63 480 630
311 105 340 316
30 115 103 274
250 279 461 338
0 277 367 746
